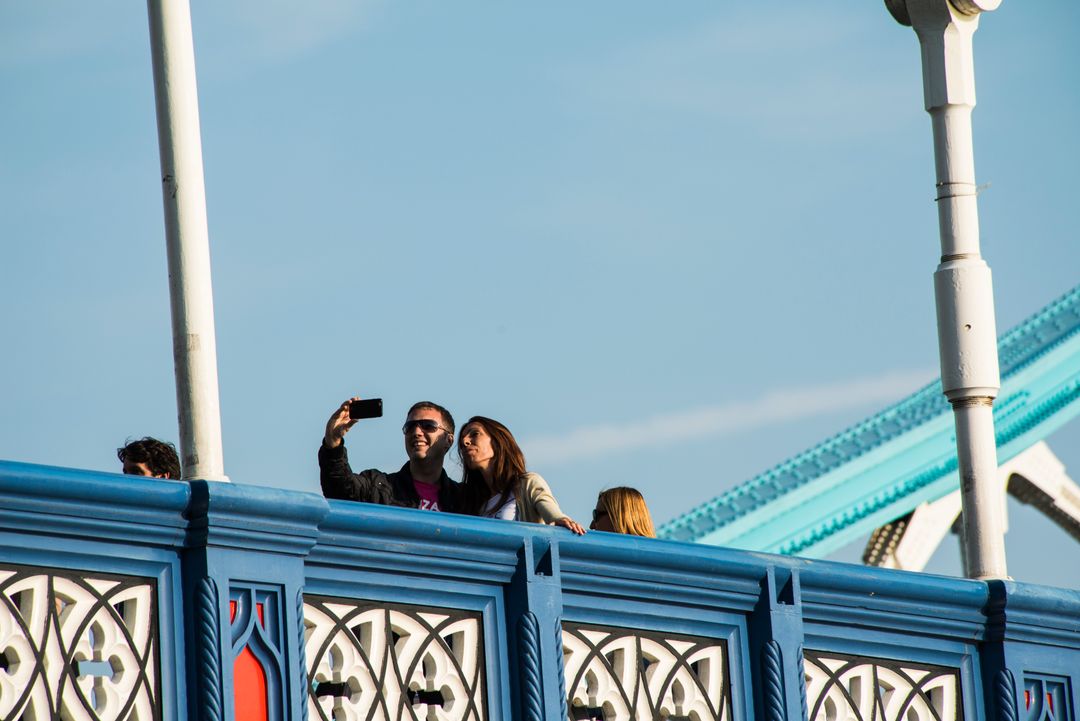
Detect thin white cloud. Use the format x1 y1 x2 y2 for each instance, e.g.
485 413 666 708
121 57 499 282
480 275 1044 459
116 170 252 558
0 1 380 72
0 5 131 68
202 0 379 65
560 5 915 139
523 368 937 465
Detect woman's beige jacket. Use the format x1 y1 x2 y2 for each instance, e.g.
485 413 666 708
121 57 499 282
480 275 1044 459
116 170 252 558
515 472 569 524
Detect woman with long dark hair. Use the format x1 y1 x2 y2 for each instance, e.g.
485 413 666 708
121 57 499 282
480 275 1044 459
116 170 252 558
458 416 585 534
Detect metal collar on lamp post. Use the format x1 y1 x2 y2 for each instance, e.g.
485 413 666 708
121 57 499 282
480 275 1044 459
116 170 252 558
885 0 1001 26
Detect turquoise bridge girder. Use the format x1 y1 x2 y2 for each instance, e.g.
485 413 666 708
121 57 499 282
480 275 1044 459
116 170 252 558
657 283 1080 557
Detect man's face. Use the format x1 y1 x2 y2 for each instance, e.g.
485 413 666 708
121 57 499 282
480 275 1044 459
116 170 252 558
122 460 169 479
402 409 452 463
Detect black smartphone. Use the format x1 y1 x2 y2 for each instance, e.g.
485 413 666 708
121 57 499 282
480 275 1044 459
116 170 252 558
348 398 383 420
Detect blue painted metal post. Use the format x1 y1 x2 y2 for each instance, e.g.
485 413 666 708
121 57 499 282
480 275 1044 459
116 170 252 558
982 582 1023 721
505 536 568 721
750 567 807 721
181 481 327 721
981 581 1080 721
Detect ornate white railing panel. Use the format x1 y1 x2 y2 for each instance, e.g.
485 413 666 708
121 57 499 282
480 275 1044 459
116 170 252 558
303 596 487 721
804 650 961 721
561 623 730 721
0 564 158 721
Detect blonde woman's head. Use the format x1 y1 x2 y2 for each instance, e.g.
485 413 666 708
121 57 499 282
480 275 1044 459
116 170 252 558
591 487 656 538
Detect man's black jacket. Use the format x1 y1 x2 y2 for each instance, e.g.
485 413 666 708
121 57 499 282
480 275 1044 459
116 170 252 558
318 442 462 512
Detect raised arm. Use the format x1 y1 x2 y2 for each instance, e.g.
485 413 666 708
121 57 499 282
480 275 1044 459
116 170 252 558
318 398 394 505
323 397 359 450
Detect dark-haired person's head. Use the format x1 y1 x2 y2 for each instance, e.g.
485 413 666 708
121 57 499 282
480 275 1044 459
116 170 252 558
457 416 526 514
591 487 656 537
406 401 455 434
118 437 181 480
402 401 455 463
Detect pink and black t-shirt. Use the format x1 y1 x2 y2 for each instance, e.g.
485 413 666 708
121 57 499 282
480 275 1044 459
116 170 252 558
414 480 441 511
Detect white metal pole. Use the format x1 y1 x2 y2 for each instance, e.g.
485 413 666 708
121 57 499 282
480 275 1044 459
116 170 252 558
147 0 229 482
888 0 1006 579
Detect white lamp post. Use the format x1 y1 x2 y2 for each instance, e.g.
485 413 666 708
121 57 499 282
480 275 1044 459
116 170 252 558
146 0 229 482
886 0 1006 579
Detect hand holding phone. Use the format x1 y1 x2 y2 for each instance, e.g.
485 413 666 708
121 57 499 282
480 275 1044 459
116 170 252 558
348 398 383 420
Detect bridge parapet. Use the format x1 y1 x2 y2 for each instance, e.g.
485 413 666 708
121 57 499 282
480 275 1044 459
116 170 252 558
1 460 1077 720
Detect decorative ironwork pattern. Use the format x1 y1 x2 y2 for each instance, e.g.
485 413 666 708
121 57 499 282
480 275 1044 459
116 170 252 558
517 612 543 721
230 585 285 721
554 618 568 721
197 577 223 721
796 645 808 721
1024 674 1072 721
303 595 486 721
561 622 731 721
762 640 785 721
803 650 961 721
296 589 309 721
0 562 160 721
997 669 1018 721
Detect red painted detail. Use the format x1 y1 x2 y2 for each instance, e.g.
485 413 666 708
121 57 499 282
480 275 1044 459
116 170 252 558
1025 690 1032 709
230 600 237 622
256 602 264 627
235 644 269 721
1048 691 1054 713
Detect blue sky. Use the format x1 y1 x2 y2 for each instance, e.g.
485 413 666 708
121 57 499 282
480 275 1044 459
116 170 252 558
2 1 1077 587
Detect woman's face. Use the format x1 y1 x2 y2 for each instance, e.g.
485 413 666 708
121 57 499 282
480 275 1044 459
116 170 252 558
590 497 615 532
460 423 495 470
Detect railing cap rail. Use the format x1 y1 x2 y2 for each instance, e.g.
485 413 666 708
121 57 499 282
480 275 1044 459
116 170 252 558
0 459 190 547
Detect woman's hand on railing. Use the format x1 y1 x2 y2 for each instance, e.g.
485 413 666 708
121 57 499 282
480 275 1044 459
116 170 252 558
555 516 586 535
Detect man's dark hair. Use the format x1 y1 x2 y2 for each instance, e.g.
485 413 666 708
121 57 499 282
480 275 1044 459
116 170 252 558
407 401 455 434
117 437 181 479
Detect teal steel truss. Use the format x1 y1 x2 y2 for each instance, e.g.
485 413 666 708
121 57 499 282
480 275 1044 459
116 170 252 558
658 284 1080 557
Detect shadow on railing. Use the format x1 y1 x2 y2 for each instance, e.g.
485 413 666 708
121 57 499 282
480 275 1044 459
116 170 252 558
1 459 1078 720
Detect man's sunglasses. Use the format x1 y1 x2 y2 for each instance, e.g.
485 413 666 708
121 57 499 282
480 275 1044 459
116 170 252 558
402 419 446 434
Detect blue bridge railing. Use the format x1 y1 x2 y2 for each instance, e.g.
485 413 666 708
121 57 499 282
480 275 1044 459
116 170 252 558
1 459 1077 721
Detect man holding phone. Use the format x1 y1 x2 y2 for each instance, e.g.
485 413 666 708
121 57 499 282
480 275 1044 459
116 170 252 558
318 397 461 512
